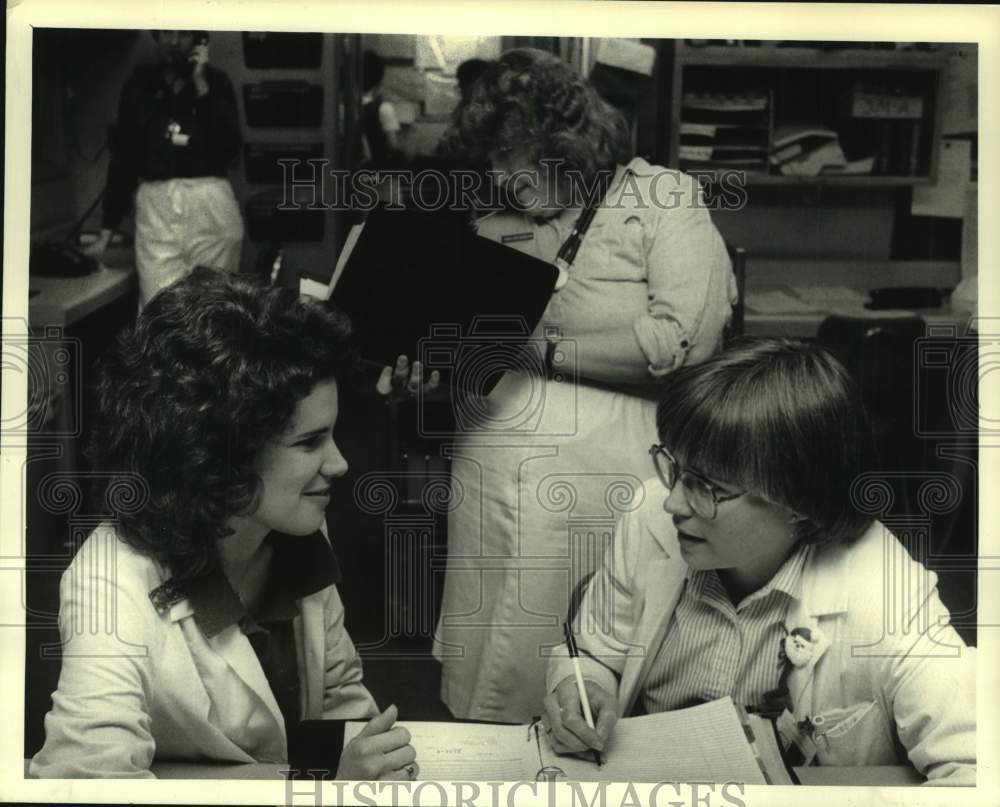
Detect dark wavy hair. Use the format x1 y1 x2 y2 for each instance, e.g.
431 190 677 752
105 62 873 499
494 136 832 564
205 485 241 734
443 48 632 186
655 338 875 547
88 267 357 579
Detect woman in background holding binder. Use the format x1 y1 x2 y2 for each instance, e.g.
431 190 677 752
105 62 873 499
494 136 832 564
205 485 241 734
83 30 244 308
429 48 737 723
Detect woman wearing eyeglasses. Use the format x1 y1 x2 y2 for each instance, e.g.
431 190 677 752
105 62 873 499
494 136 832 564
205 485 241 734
542 338 976 785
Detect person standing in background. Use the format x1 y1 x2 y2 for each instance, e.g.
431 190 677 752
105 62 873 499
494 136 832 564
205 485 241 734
83 30 244 307
360 50 404 171
432 48 736 723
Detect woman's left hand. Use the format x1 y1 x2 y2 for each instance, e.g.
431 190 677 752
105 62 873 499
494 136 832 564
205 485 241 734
375 355 441 400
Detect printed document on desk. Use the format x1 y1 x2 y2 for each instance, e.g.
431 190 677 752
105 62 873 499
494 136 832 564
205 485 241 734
343 721 534 781
532 698 789 784
345 698 793 783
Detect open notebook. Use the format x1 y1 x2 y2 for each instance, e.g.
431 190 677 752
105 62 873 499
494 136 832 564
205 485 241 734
344 697 794 784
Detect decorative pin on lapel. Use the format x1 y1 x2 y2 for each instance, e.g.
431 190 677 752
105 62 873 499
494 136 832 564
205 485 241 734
777 625 824 690
783 626 818 668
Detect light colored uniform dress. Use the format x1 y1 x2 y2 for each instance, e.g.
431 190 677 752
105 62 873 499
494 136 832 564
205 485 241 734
433 158 737 722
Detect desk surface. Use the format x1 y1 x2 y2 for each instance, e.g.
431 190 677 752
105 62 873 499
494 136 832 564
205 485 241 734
29 265 136 328
149 761 922 785
745 286 971 339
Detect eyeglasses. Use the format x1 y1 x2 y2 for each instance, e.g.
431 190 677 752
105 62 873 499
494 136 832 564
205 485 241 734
648 444 746 521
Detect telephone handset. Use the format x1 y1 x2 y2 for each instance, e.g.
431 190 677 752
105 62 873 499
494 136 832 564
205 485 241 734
186 31 210 76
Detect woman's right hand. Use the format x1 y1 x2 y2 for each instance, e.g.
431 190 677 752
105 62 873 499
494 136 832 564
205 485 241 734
336 704 418 781
542 676 619 755
81 229 113 261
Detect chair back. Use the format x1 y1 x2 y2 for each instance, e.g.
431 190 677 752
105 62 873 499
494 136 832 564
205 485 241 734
816 312 927 509
725 244 747 342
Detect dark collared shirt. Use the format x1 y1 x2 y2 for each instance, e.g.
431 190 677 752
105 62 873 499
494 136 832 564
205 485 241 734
149 531 341 734
102 62 241 230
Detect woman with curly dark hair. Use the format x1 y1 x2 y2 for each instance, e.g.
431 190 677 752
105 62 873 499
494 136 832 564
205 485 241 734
30 267 416 780
430 48 737 722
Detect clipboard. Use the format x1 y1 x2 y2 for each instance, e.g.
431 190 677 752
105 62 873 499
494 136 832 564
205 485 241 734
327 207 559 396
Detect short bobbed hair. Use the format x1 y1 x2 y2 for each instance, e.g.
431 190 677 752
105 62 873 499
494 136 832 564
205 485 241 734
446 48 632 186
89 267 357 579
655 338 875 547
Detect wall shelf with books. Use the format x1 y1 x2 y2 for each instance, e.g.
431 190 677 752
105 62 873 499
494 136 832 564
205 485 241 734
666 43 947 186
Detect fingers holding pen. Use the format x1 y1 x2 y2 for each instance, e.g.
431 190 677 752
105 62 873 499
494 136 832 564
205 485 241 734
543 681 598 753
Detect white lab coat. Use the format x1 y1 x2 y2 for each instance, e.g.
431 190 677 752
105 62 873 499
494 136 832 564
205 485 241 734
547 483 976 785
30 524 377 778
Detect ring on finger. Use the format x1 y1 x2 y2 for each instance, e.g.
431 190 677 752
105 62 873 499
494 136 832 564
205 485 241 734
405 763 417 781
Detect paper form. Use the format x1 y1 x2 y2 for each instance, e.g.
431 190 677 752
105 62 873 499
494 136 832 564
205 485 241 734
791 285 870 307
327 223 366 298
538 699 768 784
746 289 825 315
941 44 977 136
344 721 533 781
911 139 971 219
961 181 977 279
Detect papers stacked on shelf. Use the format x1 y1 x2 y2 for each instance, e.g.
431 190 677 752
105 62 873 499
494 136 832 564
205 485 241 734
679 93 771 172
770 124 859 177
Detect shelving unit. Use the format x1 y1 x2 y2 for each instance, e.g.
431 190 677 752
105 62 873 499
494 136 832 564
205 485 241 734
211 31 358 282
666 44 948 186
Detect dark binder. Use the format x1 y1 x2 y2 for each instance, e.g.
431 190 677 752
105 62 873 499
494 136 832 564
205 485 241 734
330 207 559 396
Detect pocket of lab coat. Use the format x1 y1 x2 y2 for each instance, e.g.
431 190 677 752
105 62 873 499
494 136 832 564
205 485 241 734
812 700 899 767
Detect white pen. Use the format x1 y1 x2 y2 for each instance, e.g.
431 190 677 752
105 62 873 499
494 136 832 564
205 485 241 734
563 621 604 766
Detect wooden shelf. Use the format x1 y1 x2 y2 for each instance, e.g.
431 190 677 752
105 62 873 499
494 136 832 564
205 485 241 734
664 43 947 188
677 46 947 70
690 171 936 188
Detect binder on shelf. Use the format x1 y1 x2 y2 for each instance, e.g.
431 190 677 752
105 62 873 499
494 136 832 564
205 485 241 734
243 82 324 128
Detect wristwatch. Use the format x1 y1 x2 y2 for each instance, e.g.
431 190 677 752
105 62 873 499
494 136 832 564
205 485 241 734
544 338 561 379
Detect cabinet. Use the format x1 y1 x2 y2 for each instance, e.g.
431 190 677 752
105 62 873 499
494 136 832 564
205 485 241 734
209 32 358 281
664 44 948 186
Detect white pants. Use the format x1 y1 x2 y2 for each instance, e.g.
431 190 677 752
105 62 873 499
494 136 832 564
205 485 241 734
134 177 244 307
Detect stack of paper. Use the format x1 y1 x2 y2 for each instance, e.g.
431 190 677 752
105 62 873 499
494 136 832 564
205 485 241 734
679 93 771 172
746 285 871 315
770 125 852 177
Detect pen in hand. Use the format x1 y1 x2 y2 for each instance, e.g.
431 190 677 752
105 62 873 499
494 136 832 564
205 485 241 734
563 621 604 767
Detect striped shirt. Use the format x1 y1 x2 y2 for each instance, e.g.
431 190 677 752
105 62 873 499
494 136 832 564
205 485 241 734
641 542 811 715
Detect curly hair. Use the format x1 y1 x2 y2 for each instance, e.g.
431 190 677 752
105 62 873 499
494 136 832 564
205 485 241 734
88 267 357 580
444 48 632 186
655 338 876 548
